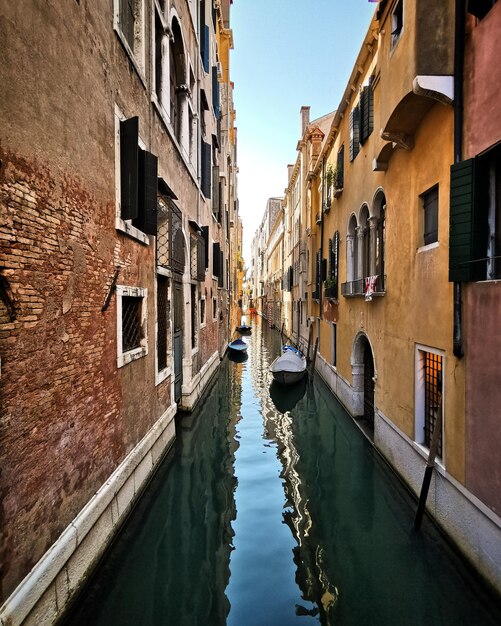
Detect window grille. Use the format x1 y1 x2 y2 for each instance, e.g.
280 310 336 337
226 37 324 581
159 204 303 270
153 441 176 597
157 275 169 371
157 194 170 268
424 352 443 457
170 202 184 274
122 296 143 352
190 233 206 281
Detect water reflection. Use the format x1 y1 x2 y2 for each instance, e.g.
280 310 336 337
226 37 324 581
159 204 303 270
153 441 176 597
269 377 308 414
228 349 249 364
66 317 500 626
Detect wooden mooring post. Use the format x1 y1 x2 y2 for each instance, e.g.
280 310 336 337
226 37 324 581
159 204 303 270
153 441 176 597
306 323 313 362
309 337 318 378
414 399 443 530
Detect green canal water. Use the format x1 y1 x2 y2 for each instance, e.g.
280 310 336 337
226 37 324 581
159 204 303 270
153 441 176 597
65 318 500 625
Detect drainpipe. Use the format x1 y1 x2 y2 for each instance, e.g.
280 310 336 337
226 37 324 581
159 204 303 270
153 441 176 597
453 0 465 358
319 158 325 314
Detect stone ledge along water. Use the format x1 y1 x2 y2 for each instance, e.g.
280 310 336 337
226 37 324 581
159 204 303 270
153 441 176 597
64 318 500 626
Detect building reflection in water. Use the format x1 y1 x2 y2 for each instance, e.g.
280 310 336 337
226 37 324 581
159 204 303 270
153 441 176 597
63 359 241 626
250 319 339 624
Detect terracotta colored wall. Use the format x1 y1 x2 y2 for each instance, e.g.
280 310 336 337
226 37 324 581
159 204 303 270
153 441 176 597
464 283 501 516
463 2 501 158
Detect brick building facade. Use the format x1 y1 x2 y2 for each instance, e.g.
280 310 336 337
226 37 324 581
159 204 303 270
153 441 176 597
0 1 239 623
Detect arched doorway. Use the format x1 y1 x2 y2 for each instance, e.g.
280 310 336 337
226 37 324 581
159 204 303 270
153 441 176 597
363 341 375 427
351 332 376 438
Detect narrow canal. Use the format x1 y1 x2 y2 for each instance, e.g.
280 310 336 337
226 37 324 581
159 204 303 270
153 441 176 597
65 318 500 626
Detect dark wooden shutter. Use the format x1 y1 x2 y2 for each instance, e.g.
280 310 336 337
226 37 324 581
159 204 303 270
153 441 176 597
135 150 158 235
337 145 344 189
201 140 211 198
201 226 209 269
321 258 327 282
219 250 224 287
360 85 373 144
350 106 360 161
212 66 220 119
120 117 139 220
213 242 220 277
333 230 339 298
201 24 210 73
212 165 220 218
328 238 333 276
449 159 487 281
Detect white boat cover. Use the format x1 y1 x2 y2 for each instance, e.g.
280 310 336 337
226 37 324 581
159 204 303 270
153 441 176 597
271 351 306 373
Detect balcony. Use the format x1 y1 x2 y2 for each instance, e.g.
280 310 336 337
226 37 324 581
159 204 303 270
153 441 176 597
341 275 386 298
324 286 338 301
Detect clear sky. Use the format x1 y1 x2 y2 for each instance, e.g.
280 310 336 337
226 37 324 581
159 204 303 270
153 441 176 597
230 0 377 264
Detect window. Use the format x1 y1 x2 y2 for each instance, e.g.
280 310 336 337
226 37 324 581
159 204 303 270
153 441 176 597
449 145 501 281
157 275 169 372
119 116 158 237
327 231 339 299
336 145 344 190
422 185 439 246
359 78 374 145
349 106 360 161
468 0 497 19
116 286 148 368
191 285 197 349
199 0 210 73
332 323 337 367
201 139 212 198
170 18 187 144
213 297 217 320
415 347 443 459
191 232 206 281
115 0 145 72
200 296 206 326
391 0 404 49
154 3 168 106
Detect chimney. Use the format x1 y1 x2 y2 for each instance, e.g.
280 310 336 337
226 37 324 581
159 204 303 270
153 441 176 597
300 106 310 136
287 164 294 183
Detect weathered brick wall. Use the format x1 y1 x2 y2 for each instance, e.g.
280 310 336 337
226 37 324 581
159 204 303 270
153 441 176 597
0 149 125 600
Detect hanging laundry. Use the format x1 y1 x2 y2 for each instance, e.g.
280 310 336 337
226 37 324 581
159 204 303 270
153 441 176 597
365 275 378 301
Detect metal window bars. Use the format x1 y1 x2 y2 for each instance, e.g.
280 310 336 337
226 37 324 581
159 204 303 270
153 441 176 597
122 296 142 352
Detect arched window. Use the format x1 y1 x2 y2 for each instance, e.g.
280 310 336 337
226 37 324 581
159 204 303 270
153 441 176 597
358 204 370 280
170 18 186 144
347 214 358 283
371 190 386 292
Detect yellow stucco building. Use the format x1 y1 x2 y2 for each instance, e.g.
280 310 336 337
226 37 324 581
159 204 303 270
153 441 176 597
273 0 500 592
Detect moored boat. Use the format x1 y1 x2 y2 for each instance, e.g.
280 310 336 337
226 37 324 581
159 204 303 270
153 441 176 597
228 338 248 352
270 345 307 385
236 324 252 334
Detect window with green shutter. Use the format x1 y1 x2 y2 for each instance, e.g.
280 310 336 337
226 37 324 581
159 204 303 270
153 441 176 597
350 106 360 161
448 155 496 282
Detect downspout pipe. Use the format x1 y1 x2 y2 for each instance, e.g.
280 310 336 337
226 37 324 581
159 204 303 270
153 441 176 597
453 0 465 358
320 159 325 314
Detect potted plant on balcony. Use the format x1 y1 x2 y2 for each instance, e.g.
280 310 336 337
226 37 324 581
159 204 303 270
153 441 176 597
325 163 336 209
324 275 338 300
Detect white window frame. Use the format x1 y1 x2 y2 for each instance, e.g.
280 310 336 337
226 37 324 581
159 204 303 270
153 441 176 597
200 295 206 328
116 285 148 368
155 268 172 384
390 0 404 52
414 344 445 464
114 105 150 245
113 0 147 84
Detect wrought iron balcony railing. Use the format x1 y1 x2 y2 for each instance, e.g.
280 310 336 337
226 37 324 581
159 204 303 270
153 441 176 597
341 275 386 298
